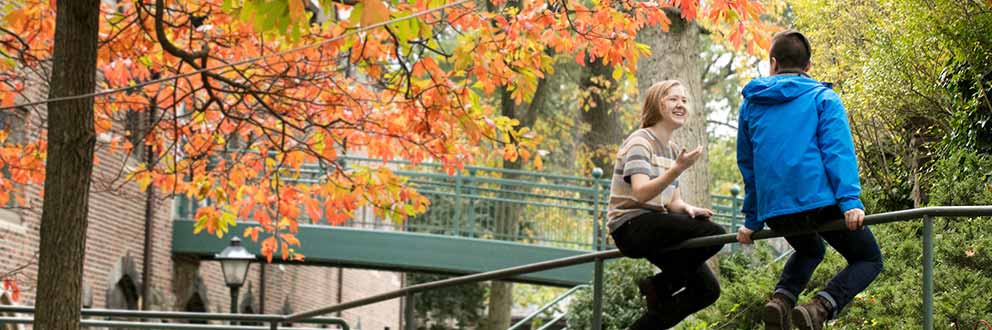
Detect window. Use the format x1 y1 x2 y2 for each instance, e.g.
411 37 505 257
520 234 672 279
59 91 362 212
107 274 140 310
183 293 207 324
0 107 27 144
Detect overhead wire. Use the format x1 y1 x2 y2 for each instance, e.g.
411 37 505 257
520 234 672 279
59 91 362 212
0 0 473 111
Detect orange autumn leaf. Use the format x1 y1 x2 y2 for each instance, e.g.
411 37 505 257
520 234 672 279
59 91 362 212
287 0 306 22
361 0 389 27
2 278 19 302
280 233 301 247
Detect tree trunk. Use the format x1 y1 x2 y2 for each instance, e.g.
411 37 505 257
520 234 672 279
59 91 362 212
634 8 710 208
484 281 513 330
483 74 551 330
580 59 625 171
33 0 100 329
483 90 522 330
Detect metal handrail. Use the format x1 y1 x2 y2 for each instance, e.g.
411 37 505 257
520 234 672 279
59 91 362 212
338 156 607 183
282 205 992 330
508 285 590 330
0 305 348 329
0 317 328 330
535 313 568 330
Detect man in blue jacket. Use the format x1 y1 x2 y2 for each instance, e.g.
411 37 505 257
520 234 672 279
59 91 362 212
735 30 884 330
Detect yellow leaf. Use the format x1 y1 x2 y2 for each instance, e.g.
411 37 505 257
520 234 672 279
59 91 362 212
360 0 389 27
136 173 152 192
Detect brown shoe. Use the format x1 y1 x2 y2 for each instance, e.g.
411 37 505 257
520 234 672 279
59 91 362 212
764 293 795 330
791 296 832 330
637 277 660 313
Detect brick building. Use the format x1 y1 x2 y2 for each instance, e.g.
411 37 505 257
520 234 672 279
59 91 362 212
0 83 403 329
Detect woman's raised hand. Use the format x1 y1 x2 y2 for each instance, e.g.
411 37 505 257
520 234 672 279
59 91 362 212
674 146 703 171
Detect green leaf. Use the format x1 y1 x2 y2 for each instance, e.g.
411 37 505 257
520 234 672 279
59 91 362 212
349 3 365 26
240 0 257 26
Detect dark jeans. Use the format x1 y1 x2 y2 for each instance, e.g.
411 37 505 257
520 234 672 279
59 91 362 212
611 212 726 329
766 205 884 317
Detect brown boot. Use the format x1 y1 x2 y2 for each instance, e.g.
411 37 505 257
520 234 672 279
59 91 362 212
637 277 660 313
763 292 795 330
791 296 832 330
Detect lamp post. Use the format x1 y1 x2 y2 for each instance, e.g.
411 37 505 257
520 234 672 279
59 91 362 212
216 237 255 315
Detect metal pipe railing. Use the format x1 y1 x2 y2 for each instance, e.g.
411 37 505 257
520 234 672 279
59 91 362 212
0 317 330 330
507 285 589 330
284 206 992 329
0 305 349 330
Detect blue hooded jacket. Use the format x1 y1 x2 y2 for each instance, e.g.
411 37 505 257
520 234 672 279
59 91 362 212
737 74 864 231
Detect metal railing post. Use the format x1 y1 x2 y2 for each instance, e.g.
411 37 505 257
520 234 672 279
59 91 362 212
730 185 741 253
923 215 935 330
466 169 478 236
592 258 605 330
454 170 463 236
591 168 604 250
468 169 478 238
404 292 415 330
601 178 610 249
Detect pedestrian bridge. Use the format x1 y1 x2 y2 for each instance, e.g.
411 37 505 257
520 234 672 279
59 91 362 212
171 157 744 287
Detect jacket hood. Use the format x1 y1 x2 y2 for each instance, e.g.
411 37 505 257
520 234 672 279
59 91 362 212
742 75 830 105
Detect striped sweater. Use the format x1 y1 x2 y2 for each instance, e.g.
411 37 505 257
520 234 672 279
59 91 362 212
606 128 680 233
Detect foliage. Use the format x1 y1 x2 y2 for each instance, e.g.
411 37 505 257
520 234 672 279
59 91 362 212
788 150 992 329
0 0 773 262
566 258 654 330
700 1 992 327
791 0 992 208
572 1 992 327
570 151 992 328
684 244 782 329
409 273 487 330
707 135 742 195
565 246 785 330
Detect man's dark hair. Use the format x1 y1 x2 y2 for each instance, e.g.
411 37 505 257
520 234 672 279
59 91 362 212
769 30 811 71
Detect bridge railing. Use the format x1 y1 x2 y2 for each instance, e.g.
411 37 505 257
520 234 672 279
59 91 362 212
173 156 745 252
344 157 609 250
277 205 992 330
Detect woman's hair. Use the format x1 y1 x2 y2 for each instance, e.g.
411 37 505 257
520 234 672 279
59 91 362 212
641 80 683 128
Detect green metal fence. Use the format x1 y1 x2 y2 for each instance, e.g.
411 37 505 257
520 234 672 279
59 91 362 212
344 157 613 250
335 157 742 251
175 156 744 252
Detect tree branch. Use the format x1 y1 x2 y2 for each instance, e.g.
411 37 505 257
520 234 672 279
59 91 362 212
707 119 736 130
